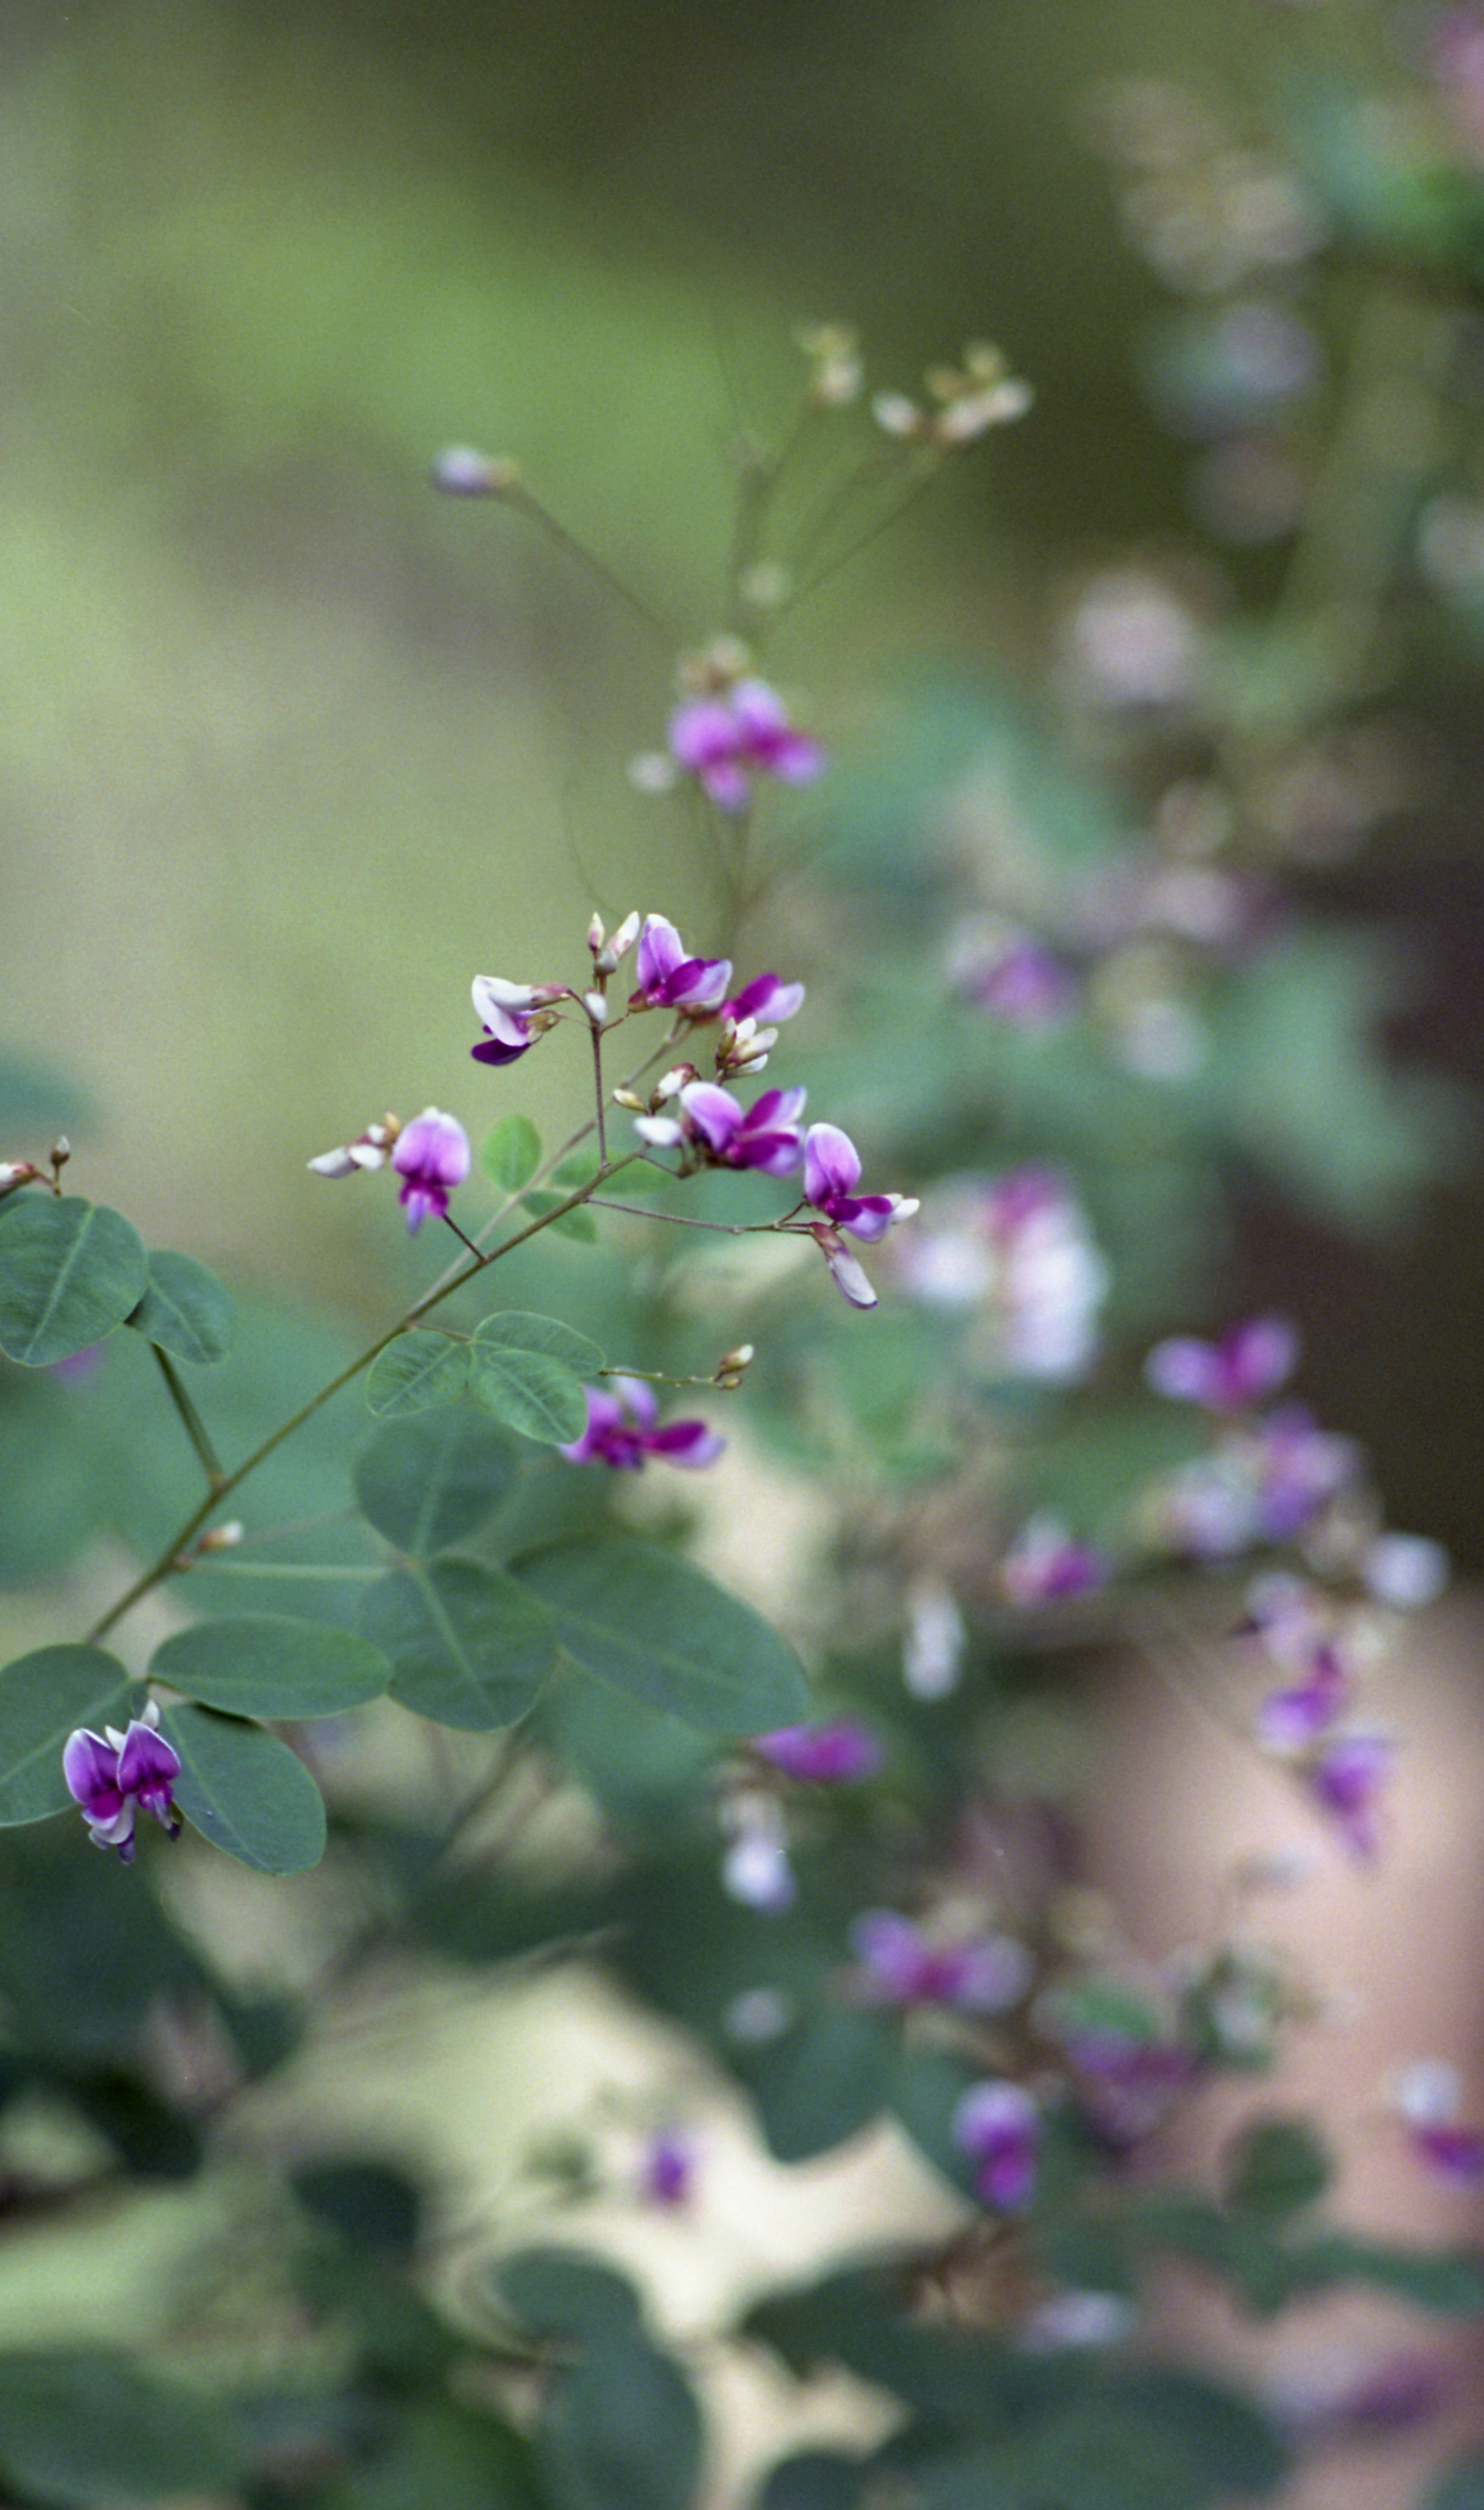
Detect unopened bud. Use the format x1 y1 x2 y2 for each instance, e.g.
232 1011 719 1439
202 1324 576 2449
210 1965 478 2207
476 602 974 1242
587 911 606 957
430 446 520 497
716 1344 754 1376
0 1161 37 1193
653 1064 696 1103
611 1088 648 1113
50 1138 71 1167
582 991 609 1025
197 1521 245 1553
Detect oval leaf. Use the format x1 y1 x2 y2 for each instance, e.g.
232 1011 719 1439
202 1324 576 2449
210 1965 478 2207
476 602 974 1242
495 2249 642 2341
361 1560 555 1730
366 1332 471 1417
0 2349 241 2504
521 1189 598 1242
482 1113 542 1192
515 1536 810 1734
354 1408 518 1554
149 1616 391 1719
470 1349 587 1446
160 1705 327 1872
127 1249 238 1366
0 1645 134 1825
472 1310 604 1374
0 1197 148 1367
539 2333 702 2510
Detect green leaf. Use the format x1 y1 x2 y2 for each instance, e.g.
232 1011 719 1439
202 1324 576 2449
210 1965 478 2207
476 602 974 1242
0 2350 240 2506
539 2332 702 2510
738 2006 897 2163
318 2399 545 2510
521 1188 599 1242
0 1646 134 1825
472 1309 604 1375
362 1560 555 1728
482 1113 543 1191
366 1331 471 1416
160 1703 327 1871
126 1248 238 1366
1223 2117 1331 2221
149 1616 391 1719
515 1536 810 1735
354 1407 519 1553
0 1373 106 1585
495 2248 642 2341
469 1341 588 1446
0 1197 148 1366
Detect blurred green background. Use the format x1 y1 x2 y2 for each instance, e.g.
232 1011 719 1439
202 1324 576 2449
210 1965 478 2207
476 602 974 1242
1 0 1478 1544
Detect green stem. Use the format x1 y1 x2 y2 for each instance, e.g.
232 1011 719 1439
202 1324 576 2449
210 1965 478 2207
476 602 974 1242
507 485 678 647
151 1345 226 1490
85 1162 634 1645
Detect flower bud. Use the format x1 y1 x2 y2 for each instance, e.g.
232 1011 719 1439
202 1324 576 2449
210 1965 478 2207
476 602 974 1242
611 1088 648 1113
51 1138 71 1167
653 1065 698 1103
430 446 520 496
582 991 609 1025
0 1161 37 1194
587 911 607 957
197 1521 245 1552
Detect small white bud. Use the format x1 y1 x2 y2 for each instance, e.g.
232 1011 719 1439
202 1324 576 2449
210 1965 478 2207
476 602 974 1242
582 991 609 1025
872 392 922 438
635 1115 684 1148
586 911 606 956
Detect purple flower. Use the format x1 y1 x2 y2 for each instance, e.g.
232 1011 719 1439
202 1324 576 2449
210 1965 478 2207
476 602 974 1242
1145 1315 1300 1412
671 1081 807 1176
668 679 825 813
1000 1514 1110 1607
851 1911 1034 2013
1413 2123 1484 2185
63 1703 181 1864
1066 2032 1200 2147
801 1125 919 1309
639 2126 694 2209
471 973 552 1068
953 2080 1041 2211
1256 1640 1350 1751
1306 1733 1392 1860
630 916 733 1017
391 1108 471 1234
723 971 806 1027
958 930 1078 1028
558 1377 724 1471
754 1720 883 1785
1249 1405 1360 1540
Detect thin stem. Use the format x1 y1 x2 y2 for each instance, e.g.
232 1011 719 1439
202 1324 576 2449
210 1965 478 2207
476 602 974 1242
151 1346 226 1490
506 485 678 647
788 461 946 613
589 1021 608 1164
191 1560 386 1582
85 1165 630 1645
585 1195 785 1236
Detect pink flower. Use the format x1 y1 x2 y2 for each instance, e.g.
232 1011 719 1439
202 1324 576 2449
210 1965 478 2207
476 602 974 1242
1306 1733 1392 1860
559 1378 723 1471
1256 1640 1350 1751
648 1081 807 1177
723 971 806 1026
629 916 733 1017
953 2080 1041 2210
63 1702 181 1865
471 973 555 1068
1000 1513 1109 1606
668 679 825 812
851 1911 1034 2013
1145 1315 1299 1412
754 1720 883 1785
391 1108 471 1234
803 1124 918 1308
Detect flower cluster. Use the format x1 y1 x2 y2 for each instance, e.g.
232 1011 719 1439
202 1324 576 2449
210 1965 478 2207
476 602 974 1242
896 1165 1108 1383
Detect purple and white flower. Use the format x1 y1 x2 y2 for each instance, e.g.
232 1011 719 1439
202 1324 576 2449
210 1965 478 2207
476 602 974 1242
999 1513 1110 1607
638 2125 695 2209
953 2079 1042 2210
559 1378 724 1472
668 679 825 813
1362 1533 1449 1610
63 1700 181 1865
1145 1314 1300 1413
391 1108 471 1234
641 1082 807 1177
1256 1639 1350 1752
723 971 806 1027
1391 2060 1484 2186
851 1911 1034 2013
308 1115 398 1178
471 973 557 1068
955 923 1078 1029
753 1720 883 1785
802 1124 918 1308
1305 1732 1393 1861
629 916 733 1017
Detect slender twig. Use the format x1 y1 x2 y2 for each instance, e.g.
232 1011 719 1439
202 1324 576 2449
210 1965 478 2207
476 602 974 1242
589 1021 608 1164
151 1346 226 1490
585 1195 787 1236
506 485 678 647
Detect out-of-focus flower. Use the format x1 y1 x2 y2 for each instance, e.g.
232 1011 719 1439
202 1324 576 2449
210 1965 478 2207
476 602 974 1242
754 1720 883 1784
873 342 1033 446
558 1378 724 1472
430 445 520 496
1362 1533 1449 1610
638 2126 695 2209
897 1168 1108 1385
1021 2291 1137 2352
390 1109 471 1234
720 1796 796 1913
956 925 1079 1028
1256 1638 1350 1752
953 2079 1042 2210
1145 1315 1299 1412
1061 569 1205 711
851 1911 1034 2013
1305 1732 1392 1861
668 681 825 813
630 916 733 1017
1391 2061 1484 2185
796 321 864 407
903 1575 967 1699
1000 1513 1110 1607
1067 2031 1200 2145
63 1701 181 1865
1249 1405 1360 1541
